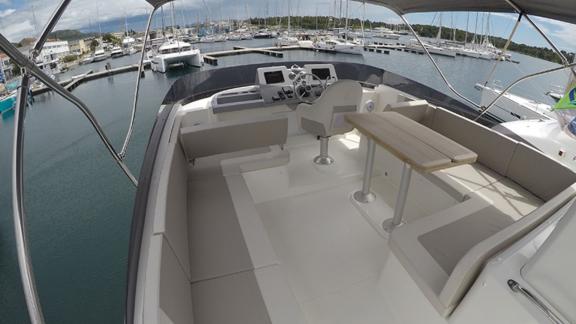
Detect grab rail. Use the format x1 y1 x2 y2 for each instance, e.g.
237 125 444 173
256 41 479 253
0 0 167 323
508 280 566 324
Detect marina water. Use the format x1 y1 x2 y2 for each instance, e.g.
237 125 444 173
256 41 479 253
0 38 567 323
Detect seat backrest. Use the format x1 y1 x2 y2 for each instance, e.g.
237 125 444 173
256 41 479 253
179 115 288 160
297 80 362 137
384 100 435 127
506 142 576 201
431 108 518 176
439 184 576 315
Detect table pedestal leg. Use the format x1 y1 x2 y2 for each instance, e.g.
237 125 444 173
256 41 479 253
383 163 412 233
353 138 376 203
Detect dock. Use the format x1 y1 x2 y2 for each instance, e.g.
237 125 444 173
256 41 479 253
202 44 386 66
203 46 285 66
32 62 151 95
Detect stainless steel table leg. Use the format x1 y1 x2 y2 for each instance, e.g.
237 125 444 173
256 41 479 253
353 138 376 203
383 163 412 233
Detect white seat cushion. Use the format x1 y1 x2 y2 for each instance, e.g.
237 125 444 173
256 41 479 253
474 177 543 221
426 163 503 201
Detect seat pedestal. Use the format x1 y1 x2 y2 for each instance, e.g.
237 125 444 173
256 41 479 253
314 136 335 165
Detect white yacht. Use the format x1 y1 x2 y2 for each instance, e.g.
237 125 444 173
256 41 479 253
475 83 555 122
150 40 202 73
92 48 109 62
4 1 576 324
314 37 364 55
406 40 457 58
110 46 125 58
373 27 401 40
275 35 299 47
496 80 576 170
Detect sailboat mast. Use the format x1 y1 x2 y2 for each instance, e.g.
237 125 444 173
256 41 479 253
288 0 291 34
344 0 349 39
161 6 166 37
464 12 469 44
436 13 442 41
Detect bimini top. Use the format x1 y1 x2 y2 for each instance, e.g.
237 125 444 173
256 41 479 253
359 0 576 25
145 0 173 8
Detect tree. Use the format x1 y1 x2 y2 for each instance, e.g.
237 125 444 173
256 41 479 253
12 65 21 77
102 33 121 45
90 39 99 52
62 54 78 63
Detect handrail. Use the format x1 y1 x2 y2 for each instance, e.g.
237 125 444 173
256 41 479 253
399 15 482 110
508 280 566 324
0 33 138 186
474 62 576 121
120 7 157 159
504 0 575 79
3 0 147 323
13 74 45 324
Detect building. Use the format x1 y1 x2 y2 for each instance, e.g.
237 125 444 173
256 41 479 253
0 52 13 82
69 39 90 55
39 40 70 62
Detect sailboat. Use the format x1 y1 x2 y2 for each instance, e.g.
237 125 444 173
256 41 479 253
314 0 363 55
275 0 299 47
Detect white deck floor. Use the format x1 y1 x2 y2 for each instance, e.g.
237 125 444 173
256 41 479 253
242 134 405 323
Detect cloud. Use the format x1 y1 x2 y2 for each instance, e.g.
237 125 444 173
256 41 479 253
0 8 15 17
0 0 11 5
531 17 576 51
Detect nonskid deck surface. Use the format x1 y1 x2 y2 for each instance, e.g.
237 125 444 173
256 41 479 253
242 134 402 323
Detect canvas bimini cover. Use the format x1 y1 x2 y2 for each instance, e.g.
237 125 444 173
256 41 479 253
145 0 173 8
357 0 576 25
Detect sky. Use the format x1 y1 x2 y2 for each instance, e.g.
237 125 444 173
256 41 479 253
0 0 575 51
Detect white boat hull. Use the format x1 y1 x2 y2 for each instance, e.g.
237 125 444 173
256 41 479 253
314 42 364 55
476 83 554 122
151 49 202 73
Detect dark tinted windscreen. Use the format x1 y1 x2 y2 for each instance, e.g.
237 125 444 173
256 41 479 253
264 71 285 84
312 68 331 80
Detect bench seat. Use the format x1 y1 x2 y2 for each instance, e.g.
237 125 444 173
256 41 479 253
381 99 576 318
389 186 576 316
426 163 503 201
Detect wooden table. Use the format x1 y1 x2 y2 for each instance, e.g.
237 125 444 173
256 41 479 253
346 112 478 232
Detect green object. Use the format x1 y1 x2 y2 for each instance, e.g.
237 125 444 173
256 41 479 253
554 86 576 110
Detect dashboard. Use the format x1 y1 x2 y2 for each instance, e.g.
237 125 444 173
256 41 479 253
211 64 338 113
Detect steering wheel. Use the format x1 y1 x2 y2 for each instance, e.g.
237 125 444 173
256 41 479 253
292 72 327 104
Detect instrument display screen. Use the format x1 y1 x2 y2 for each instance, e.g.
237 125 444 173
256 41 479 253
264 71 285 84
312 68 332 80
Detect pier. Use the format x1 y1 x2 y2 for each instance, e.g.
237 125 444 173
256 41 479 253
32 62 151 96
203 46 285 66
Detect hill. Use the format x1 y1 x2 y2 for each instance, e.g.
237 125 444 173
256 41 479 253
47 29 99 41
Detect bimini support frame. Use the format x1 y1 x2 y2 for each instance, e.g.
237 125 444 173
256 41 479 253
397 4 576 122
1 0 167 323
120 7 157 159
400 15 482 110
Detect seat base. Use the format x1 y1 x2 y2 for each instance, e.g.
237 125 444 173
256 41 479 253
314 155 335 165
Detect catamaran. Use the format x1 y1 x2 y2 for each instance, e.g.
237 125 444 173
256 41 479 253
150 39 202 73
3 1 576 324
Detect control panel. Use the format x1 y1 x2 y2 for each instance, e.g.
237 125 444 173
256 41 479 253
211 64 340 113
303 64 338 86
256 66 296 104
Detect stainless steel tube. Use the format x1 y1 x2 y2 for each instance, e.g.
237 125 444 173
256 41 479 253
0 33 138 187
400 15 481 110
120 8 157 159
13 74 46 324
383 163 412 233
475 61 576 121
353 138 376 203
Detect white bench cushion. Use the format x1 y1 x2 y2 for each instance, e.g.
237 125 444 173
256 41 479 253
426 163 503 201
